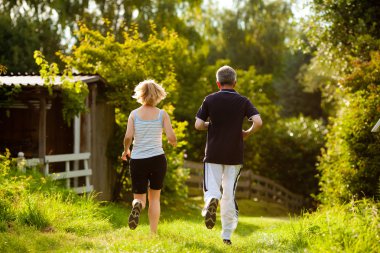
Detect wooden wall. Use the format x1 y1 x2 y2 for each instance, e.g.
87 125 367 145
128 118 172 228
90 84 116 201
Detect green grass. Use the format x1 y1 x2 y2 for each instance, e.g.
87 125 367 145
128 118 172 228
0 155 379 252
1 194 379 252
0 197 290 253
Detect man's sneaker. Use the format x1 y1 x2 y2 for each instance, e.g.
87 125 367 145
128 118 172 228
223 239 232 245
204 198 218 229
128 201 142 230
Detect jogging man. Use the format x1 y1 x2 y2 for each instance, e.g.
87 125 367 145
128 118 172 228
195 65 262 245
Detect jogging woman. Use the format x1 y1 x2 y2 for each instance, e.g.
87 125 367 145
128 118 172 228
121 80 177 234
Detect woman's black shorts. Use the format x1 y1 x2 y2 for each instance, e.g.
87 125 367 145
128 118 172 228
129 154 167 194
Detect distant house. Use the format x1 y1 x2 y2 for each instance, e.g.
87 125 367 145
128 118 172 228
0 73 116 200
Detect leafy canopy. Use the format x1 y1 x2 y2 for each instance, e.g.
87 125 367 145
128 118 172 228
58 22 189 200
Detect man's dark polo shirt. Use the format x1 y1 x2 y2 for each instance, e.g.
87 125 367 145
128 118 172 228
196 89 259 165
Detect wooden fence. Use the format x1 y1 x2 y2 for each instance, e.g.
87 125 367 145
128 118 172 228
184 160 304 211
44 153 93 194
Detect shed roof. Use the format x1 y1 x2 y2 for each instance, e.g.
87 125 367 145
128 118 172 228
0 73 102 86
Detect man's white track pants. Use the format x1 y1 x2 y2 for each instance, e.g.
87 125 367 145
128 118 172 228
203 162 242 240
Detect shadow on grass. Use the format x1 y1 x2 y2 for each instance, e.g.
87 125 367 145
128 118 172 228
100 198 203 229
179 241 226 253
100 197 292 230
234 220 261 237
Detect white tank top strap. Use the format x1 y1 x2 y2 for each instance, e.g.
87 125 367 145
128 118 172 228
133 110 138 121
159 110 165 126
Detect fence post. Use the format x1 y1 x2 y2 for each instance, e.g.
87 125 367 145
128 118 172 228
17 152 26 173
65 161 70 188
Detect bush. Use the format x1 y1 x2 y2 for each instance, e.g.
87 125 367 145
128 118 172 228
245 115 325 202
318 52 380 204
238 67 325 201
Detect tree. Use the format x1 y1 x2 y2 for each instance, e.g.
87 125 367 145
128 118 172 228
200 0 323 119
0 0 204 71
0 14 61 72
58 23 188 201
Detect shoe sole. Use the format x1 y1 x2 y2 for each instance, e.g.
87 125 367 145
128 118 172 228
205 198 218 229
128 202 142 230
223 239 232 245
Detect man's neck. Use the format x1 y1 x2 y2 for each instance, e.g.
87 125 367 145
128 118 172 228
220 85 235 90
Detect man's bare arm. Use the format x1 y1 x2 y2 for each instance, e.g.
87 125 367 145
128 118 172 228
195 117 209 131
242 115 262 139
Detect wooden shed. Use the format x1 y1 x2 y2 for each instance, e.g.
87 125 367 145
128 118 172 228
0 73 116 200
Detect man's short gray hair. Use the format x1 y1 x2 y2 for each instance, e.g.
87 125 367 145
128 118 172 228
216 65 236 85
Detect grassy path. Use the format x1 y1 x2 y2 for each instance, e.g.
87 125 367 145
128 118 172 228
1 199 295 252
2 159 378 252
1 196 378 252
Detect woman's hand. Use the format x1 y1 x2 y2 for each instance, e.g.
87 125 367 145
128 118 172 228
121 149 131 161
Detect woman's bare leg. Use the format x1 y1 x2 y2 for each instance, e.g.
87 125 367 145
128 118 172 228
133 193 146 209
128 193 146 230
147 189 161 234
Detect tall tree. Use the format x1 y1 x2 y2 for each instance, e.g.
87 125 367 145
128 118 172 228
0 13 61 72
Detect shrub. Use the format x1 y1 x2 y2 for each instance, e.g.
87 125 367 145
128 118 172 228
317 52 380 204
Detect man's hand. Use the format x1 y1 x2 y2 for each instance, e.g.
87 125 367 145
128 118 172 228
121 149 131 161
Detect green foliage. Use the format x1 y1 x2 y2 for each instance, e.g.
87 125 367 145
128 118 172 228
0 151 112 235
318 53 380 204
299 0 380 117
58 23 188 201
261 116 325 199
1 153 377 252
237 67 325 198
288 200 380 252
0 64 6 74
18 197 50 230
0 198 14 224
0 13 62 72
206 0 292 74
162 106 189 201
33 51 89 125
309 0 380 61
295 1 380 118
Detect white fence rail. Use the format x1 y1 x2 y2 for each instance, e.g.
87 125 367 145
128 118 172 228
44 152 93 194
